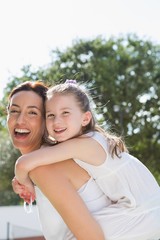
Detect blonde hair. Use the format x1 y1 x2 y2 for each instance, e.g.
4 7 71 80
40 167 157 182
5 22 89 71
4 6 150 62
46 80 128 157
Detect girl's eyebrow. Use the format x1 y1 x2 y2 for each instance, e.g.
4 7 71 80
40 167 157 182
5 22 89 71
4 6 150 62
61 107 71 111
46 108 52 113
46 107 71 113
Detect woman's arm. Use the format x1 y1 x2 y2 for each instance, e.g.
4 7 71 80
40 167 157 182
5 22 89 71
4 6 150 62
15 136 106 185
29 162 105 240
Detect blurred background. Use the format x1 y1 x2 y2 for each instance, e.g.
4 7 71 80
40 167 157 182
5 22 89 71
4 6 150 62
0 0 160 239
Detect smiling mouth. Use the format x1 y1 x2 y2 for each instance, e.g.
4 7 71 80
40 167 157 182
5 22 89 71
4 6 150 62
14 128 30 136
54 128 66 134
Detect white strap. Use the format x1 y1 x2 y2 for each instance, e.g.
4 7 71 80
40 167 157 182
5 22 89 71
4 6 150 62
24 196 33 214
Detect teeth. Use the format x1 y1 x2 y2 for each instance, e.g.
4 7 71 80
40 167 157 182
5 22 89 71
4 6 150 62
15 128 30 133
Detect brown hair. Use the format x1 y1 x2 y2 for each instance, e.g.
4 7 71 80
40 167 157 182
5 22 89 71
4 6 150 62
46 80 128 157
8 81 48 116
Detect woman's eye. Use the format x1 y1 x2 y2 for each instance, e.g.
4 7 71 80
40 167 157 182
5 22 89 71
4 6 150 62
29 111 37 115
9 109 19 114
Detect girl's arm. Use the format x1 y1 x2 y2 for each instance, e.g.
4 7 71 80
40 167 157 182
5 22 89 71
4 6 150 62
15 136 106 185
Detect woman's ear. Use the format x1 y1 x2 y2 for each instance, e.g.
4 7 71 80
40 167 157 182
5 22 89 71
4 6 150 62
82 111 92 126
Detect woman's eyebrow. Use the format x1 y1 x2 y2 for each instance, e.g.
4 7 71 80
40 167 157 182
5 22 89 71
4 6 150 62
10 103 19 108
28 106 41 111
10 104 41 111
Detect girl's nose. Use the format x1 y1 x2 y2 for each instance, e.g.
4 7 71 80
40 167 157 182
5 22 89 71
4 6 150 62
53 115 61 125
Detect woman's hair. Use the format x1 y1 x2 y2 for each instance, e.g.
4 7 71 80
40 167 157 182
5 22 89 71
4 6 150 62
46 80 128 157
8 81 48 116
8 81 49 146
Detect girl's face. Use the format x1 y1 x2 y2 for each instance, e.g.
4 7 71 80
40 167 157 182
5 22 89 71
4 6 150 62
45 94 91 142
7 91 45 154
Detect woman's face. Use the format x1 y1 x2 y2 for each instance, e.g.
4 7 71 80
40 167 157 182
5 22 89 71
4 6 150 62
7 91 45 154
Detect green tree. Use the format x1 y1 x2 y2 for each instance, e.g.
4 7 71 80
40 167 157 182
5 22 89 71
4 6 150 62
0 34 160 205
42 35 160 175
34 34 160 176
0 132 21 205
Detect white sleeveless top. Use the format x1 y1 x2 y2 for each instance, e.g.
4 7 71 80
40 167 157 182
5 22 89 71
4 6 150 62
73 131 160 239
35 131 160 239
35 177 110 240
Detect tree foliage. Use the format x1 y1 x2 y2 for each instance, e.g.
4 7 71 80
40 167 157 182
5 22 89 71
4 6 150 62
0 34 160 205
0 132 21 205
40 34 160 172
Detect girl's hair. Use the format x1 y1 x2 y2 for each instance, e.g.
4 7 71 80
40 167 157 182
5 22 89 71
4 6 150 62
46 80 128 157
8 81 48 116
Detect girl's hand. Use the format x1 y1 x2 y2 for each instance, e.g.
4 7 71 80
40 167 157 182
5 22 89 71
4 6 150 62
12 176 25 194
15 158 36 196
12 177 36 203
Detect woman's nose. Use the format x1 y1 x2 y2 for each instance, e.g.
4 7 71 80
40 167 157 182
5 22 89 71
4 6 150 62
16 113 26 124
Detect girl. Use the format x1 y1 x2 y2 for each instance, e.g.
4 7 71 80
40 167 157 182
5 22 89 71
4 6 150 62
15 80 160 240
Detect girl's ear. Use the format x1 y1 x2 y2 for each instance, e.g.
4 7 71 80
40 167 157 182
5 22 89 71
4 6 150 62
82 111 92 126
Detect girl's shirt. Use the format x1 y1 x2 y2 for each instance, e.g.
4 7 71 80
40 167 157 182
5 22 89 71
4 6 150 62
74 131 160 210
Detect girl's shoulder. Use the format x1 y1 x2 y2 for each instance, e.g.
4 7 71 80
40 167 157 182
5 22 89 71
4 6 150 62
86 131 106 140
81 131 108 151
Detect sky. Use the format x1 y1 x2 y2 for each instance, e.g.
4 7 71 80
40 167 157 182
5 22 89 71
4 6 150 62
0 0 160 100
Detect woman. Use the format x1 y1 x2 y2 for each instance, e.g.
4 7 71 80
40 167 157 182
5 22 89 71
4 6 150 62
14 80 160 240
7 81 106 240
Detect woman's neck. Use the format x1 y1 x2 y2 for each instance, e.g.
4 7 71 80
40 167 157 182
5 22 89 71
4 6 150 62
20 144 41 155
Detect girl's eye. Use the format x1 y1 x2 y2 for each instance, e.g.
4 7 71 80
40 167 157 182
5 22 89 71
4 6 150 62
63 111 69 115
46 113 55 118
